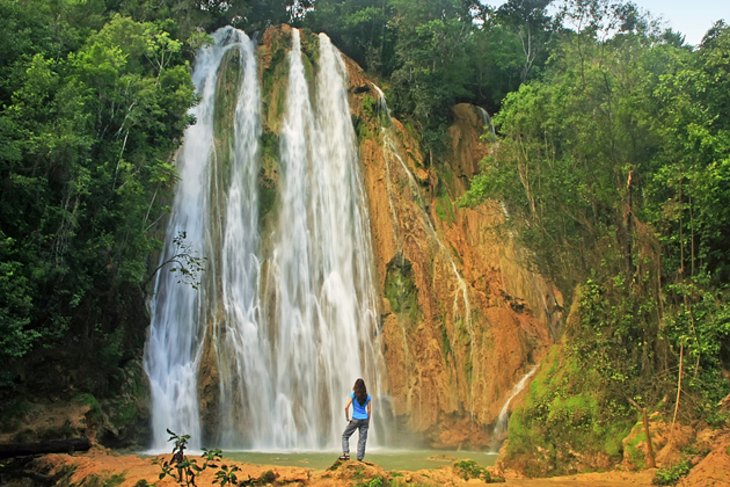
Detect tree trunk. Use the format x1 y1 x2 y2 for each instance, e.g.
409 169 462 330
628 398 656 469
669 339 684 450
625 169 635 276
0 437 91 459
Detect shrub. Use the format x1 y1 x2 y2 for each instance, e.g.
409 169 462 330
653 459 692 485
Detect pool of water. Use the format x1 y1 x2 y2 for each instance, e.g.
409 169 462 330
223 450 497 471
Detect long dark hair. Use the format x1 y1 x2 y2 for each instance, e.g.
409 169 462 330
353 378 368 406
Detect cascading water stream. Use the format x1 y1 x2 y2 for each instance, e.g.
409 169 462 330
214 29 271 449
262 29 384 449
145 27 385 451
476 106 496 138
489 365 538 452
144 27 249 450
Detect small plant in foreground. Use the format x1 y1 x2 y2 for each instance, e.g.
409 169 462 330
155 431 278 486
453 459 488 480
157 429 224 486
453 459 504 483
214 464 241 486
653 459 692 485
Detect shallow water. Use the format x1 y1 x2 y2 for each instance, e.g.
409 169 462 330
224 450 497 471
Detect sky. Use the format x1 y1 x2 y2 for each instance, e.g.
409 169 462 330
483 0 730 46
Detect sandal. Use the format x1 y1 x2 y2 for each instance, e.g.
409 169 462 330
338 454 350 460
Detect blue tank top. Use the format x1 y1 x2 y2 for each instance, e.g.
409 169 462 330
350 392 371 420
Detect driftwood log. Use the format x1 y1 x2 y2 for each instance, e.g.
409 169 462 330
0 437 91 459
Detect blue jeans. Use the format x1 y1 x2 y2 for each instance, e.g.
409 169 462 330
342 419 369 460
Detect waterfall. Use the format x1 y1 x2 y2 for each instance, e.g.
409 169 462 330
476 106 496 138
490 365 538 451
145 27 384 451
262 30 383 449
214 28 268 448
144 27 249 450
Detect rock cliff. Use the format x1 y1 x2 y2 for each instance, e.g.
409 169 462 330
341 43 561 447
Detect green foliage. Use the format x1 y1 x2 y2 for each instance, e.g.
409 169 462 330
434 192 456 225
653 459 692 485
383 2 476 149
452 459 504 482
353 474 396 487
664 278 730 423
304 0 396 74
0 8 196 401
81 473 126 487
646 21 730 284
624 429 647 469
366 476 385 487
505 346 633 475
463 30 673 292
459 9 729 470
453 459 487 480
568 276 664 401
0 238 37 365
157 429 225 487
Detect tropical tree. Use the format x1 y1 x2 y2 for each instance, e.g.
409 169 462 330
0 12 195 393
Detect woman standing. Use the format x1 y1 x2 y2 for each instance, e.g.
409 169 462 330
339 378 372 461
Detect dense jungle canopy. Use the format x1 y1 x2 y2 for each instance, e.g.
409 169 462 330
0 0 728 474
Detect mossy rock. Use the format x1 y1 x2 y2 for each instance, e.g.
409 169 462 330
261 30 290 135
99 359 151 448
384 255 420 327
213 48 244 186
434 192 456 225
503 346 633 475
258 130 280 229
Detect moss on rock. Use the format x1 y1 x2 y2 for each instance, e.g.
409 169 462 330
384 255 420 327
503 346 633 476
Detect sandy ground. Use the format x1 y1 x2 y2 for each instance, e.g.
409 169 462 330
17 448 659 486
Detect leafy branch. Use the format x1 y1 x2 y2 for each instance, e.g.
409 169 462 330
155 430 274 486
144 231 206 293
157 429 223 486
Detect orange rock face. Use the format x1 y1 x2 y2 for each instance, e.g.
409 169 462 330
347 72 559 447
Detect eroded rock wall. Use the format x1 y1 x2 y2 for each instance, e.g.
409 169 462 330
346 61 560 446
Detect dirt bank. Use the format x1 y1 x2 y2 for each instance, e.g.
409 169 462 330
2 449 657 486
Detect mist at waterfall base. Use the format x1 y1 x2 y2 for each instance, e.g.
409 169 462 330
144 26 388 452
